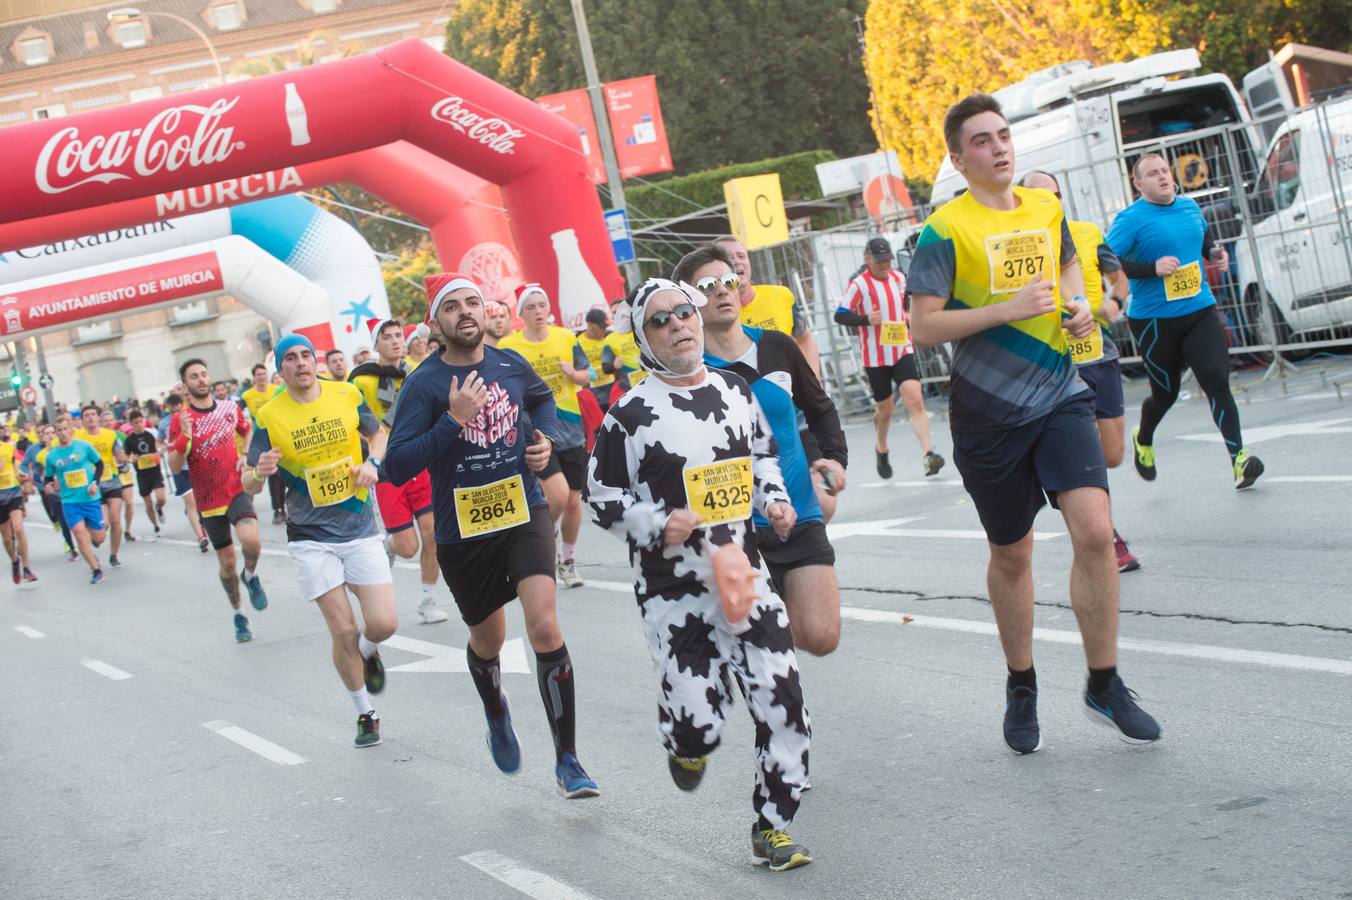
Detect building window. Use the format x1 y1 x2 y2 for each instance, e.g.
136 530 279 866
73 319 121 345
171 298 218 325
213 3 242 31
128 85 164 102
310 0 338 14
32 103 67 120
20 37 50 66
116 20 147 49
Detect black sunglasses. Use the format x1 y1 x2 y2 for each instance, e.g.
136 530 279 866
645 302 698 329
694 273 741 295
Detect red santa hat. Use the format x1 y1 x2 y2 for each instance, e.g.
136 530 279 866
365 317 400 346
403 322 430 342
423 272 481 325
513 281 548 315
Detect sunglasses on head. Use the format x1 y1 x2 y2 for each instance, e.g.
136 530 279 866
645 302 699 329
694 273 741 295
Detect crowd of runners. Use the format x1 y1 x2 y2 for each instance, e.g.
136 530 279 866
9 91 1267 874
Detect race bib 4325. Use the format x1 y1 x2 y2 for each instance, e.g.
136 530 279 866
683 458 753 526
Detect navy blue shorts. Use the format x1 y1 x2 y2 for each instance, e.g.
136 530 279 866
951 394 1109 546
1076 357 1125 420
172 470 192 497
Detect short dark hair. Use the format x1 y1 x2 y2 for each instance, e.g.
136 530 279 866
324 348 344 361
672 242 735 285
944 93 1005 153
165 394 183 409
377 320 402 340
80 404 100 416
178 358 207 382
128 409 144 421
251 363 267 375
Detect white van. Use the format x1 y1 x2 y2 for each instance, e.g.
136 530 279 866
1234 96 1352 343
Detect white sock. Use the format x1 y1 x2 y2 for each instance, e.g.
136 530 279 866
349 687 374 716
562 542 576 563
420 583 433 597
357 633 378 660
242 566 256 581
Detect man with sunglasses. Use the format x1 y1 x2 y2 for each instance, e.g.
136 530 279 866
715 235 821 376
677 243 848 657
585 277 813 872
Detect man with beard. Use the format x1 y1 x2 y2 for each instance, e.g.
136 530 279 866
169 359 269 643
385 272 599 799
585 278 813 871
322 349 349 382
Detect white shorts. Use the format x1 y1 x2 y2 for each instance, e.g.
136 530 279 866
288 535 391 602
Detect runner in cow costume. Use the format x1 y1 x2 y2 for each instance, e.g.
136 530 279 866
584 278 814 871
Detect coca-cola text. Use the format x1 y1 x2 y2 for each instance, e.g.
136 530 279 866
430 97 524 155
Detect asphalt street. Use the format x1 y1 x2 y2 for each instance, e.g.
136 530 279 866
4 361 1351 900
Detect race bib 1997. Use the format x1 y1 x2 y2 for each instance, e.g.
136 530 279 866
304 456 354 508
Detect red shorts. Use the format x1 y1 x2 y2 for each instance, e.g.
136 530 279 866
375 470 433 533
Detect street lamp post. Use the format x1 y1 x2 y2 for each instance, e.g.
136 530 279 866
108 7 224 86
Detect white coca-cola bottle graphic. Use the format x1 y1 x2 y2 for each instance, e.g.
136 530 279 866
577 126 591 156
285 83 310 146
551 228 607 330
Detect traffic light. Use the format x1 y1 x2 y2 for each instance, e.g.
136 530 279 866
7 369 19 388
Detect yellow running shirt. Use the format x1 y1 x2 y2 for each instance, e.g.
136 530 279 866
75 427 122 487
576 333 614 389
739 284 798 336
499 326 587 447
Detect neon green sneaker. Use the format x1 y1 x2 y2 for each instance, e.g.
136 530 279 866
1131 425 1156 481
1233 448 1264 490
751 826 813 871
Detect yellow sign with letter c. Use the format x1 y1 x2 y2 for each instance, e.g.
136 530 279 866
723 173 789 250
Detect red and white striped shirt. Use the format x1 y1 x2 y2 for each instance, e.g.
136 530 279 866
844 269 912 368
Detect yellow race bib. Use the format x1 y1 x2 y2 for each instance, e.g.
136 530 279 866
305 456 355 508
455 475 530 538
1064 328 1104 365
1164 262 1202 301
63 469 89 489
880 321 909 346
0 470 15 490
136 455 160 470
986 230 1054 294
118 469 134 487
684 459 753 526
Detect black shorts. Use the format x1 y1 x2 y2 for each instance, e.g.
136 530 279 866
200 492 257 550
436 505 555 626
0 493 23 517
100 481 126 505
865 355 922 402
1076 357 1126 420
951 394 1108 546
136 466 165 497
540 444 587 492
756 521 836 594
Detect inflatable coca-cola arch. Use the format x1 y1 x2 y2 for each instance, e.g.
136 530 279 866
0 39 623 347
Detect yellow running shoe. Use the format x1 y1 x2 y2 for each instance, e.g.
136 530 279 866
1233 448 1264 490
1131 425 1156 481
752 826 813 872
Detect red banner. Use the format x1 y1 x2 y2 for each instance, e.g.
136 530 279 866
536 89 606 185
605 75 672 179
0 252 222 337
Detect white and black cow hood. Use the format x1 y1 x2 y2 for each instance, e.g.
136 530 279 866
615 277 707 378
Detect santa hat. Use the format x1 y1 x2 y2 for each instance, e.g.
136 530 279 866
423 272 481 325
365 317 400 346
514 281 548 315
403 322 430 342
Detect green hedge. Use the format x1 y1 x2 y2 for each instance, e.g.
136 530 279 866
624 150 838 224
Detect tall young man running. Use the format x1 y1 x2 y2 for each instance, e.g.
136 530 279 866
0 434 35 584
349 318 449 625
44 415 106 584
168 359 269 643
586 278 813 871
75 406 128 567
159 393 209 553
123 410 166 540
909 93 1161 753
24 425 76 561
240 363 286 525
677 244 849 654
385 272 599 799
500 283 590 589
103 408 140 541
835 236 945 479
1021 171 1140 571
1108 152 1264 490
245 334 397 748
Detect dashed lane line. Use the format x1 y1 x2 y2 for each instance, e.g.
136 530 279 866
80 658 133 680
459 850 600 900
202 720 307 766
13 625 45 639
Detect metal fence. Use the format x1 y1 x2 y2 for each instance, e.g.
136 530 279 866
742 93 1352 416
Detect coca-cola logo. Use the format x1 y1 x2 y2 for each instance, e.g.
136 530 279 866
430 96 524 155
36 97 244 195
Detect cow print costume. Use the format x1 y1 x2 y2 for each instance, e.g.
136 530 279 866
585 352 811 832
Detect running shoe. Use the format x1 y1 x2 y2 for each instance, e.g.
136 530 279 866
125 532 136 543
90 568 104 585
198 537 210 554
108 554 122 569
1083 675 1161 744
153 526 161 541
234 613 252 643
241 569 268 611
272 511 287 526
22 567 36 583
555 752 600 798
10 560 18 584
751 826 813 872
156 501 165 520
363 649 385 695
667 752 708 792
355 712 381 748
1114 531 1141 573
875 448 892 480
485 693 522 774
1003 684 1042 754
923 451 945 477
557 559 585 588
67 549 78 562
1233 449 1264 491
417 596 448 624
1131 426 1156 481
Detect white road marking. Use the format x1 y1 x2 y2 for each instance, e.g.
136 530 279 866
584 581 1352 676
80 658 132 680
202 720 307 766
381 635 531 674
1179 417 1352 445
826 516 1062 541
13 625 45 639
838 607 1352 676
1265 475 1352 483
460 850 599 900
